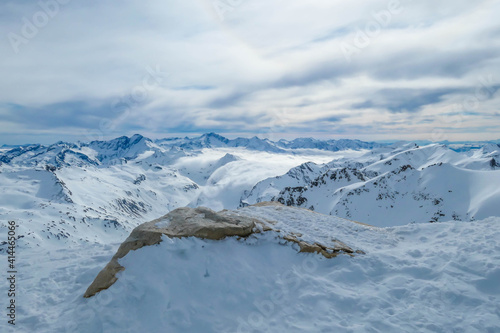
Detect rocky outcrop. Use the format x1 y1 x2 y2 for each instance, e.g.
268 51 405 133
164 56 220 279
83 206 258 298
84 203 361 298
282 234 361 259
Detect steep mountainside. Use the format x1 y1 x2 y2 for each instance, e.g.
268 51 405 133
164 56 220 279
1 134 499 247
0 134 353 248
242 143 500 226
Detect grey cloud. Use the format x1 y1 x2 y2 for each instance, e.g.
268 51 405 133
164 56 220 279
352 88 463 113
1 0 499 142
371 48 500 80
0 100 118 129
207 91 251 109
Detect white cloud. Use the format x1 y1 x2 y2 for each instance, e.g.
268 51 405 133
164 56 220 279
0 0 499 144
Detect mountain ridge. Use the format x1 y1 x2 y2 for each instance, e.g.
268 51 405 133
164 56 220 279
2 133 500 252
0 133 384 168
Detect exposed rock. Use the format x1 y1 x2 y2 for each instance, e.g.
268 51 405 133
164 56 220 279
158 206 257 239
282 234 361 259
84 203 361 298
84 206 258 298
251 201 284 207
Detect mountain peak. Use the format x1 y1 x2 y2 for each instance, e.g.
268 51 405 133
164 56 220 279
202 132 228 140
130 133 144 140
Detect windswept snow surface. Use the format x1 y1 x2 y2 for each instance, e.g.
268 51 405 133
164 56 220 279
2 206 499 332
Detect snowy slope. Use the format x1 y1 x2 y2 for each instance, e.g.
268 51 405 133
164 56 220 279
0 134 349 249
279 163 500 227
0 162 200 248
1 133 500 332
243 143 500 226
4 205 498 333
178 148 345 211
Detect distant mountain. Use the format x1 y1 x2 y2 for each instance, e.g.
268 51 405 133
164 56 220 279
0 133 385 169
87 134 152 162
276 138 381 151
155 132 383 153
2 133 500 249
0 134 183 168
0 142 99 168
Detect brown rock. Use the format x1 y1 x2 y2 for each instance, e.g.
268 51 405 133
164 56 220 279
84 204 363 298
84 206 258 298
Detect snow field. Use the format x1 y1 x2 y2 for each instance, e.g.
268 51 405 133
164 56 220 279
2 206 496 332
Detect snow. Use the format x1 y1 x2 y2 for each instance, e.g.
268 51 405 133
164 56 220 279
2 134 497 230
0 135 356 250
174 147 351 210
1 134 500 332
2 206 499 332
247 143 500 226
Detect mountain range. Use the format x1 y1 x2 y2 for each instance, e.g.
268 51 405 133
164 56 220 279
242 142 500 226
1 133 499 248
2 133 500 332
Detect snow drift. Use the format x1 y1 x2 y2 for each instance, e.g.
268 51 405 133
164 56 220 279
84 202 360 298
45 204 500 333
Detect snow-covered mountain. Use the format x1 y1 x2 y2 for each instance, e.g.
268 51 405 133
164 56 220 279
276 137 381 151
2 134 500 332
1 133 380 168
1 133 500 250
242 143 500 226
0 134 166 168
0 135 192 247
0 134 359 249
155 132 383 153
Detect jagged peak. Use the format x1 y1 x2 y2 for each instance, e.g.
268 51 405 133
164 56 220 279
89 134 152 148
130 134 148 142
202 132 228 140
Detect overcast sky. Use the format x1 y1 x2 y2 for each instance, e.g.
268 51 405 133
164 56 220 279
1 0 499 144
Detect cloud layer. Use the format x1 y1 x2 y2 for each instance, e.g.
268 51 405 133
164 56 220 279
1 0 499 144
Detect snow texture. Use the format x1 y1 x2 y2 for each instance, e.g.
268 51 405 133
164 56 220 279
1 205 498 332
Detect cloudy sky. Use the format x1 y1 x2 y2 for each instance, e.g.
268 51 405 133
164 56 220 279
1 0 499 144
